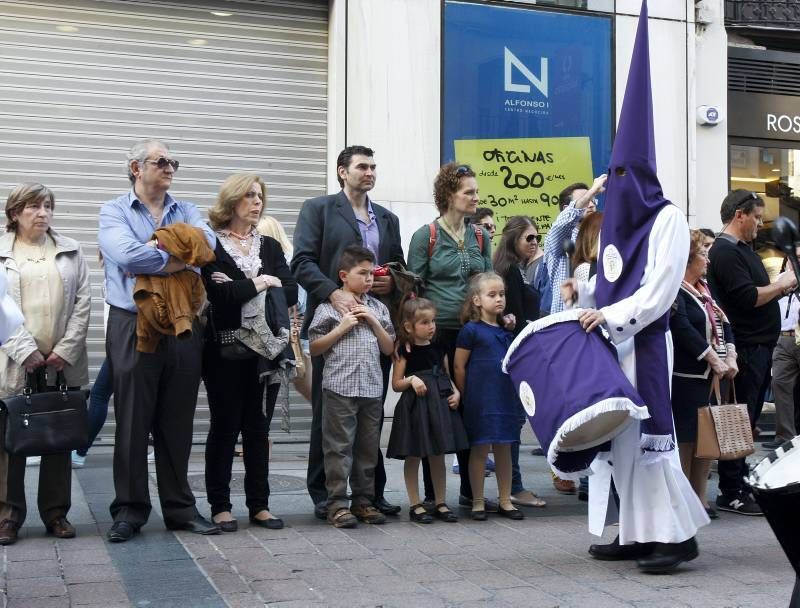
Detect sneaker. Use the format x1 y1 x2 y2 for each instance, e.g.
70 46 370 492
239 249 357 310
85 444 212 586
71 451 86 469
147 449 155 464
716 492 763 516
351 504 386 525
26 456 41 467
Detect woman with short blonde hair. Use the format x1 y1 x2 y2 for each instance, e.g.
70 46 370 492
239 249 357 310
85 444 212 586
208 175 267 231
202 174 297 533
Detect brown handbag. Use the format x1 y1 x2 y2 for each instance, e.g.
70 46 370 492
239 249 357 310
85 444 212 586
695 377 755 460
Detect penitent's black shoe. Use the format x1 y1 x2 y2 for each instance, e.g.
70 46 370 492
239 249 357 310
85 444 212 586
165 515 221 535
589 536 654 561
107 521 138 543
637 537 698 574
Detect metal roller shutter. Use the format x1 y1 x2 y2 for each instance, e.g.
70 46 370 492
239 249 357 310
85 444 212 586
0 0 328 442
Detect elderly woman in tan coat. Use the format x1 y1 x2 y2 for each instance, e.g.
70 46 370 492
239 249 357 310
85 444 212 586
0 183 91 546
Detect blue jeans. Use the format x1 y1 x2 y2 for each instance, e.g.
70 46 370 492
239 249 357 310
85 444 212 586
77 359 112 457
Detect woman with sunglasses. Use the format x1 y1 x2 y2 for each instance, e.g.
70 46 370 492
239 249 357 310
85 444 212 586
491 215 547 509
407 163 493 510
493 216 542 337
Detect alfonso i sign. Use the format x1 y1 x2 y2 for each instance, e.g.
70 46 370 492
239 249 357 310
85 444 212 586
443 2 613 240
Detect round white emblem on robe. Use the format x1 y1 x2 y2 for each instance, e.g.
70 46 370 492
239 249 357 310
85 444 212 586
602 244 623 282
519 381 536 417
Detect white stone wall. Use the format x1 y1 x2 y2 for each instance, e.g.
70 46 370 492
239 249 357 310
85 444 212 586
328 0 730 246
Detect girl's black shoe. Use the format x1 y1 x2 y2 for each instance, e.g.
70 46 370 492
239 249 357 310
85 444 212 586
433 503 458 523
409 504 433 524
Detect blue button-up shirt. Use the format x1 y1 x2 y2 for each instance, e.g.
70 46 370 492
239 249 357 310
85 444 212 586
356 198 380 260
98 190 216 312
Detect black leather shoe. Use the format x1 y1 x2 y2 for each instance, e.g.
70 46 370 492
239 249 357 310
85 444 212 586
470 509 488 521
214 519 238 533
107 521 137 543
166 515 221 535
459 495 498 512
250 516 284 530
313 502 328 521
497 506 525 520
374 497 401 515
637 537 699 574
589 536 654 561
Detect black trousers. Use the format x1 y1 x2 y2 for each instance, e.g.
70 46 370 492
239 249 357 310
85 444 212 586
106 307 201 528
203 350 279 517
307 353 390 506
718 342 773 496
421 327 472 500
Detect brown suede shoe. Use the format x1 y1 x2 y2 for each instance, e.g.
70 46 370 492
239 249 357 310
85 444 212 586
0 519 20 545
553 476 576 494
46 517 76 539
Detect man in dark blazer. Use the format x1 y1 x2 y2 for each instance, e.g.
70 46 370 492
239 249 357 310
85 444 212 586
292 145 405 519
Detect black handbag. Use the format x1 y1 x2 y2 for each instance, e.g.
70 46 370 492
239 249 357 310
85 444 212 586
0 368 88 456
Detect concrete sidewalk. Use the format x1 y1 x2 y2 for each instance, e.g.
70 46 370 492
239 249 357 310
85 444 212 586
3 443 795 608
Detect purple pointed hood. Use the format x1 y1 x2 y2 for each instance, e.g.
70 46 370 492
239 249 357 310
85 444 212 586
595 0 677 451
596 0 670 308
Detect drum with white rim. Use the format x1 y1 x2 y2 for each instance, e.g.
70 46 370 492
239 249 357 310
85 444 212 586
502 308 648 479
747 436 800 607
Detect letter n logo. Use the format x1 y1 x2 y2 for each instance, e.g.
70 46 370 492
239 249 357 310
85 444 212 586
504 47 548 97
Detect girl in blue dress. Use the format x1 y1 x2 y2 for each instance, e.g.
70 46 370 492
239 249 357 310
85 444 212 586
453 272 524 521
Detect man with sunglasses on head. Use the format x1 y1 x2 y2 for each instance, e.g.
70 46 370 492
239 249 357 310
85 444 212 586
98 138 220 542
706 189 797 516
292 145 406 522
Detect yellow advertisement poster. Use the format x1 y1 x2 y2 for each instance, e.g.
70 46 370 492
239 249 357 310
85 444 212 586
454 137 593 242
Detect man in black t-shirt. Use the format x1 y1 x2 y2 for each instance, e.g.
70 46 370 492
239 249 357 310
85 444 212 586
707 189 797 515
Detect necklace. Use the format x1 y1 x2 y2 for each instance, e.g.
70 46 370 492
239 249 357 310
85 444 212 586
20 235 47 263
227 229 252 248
439 217 466 249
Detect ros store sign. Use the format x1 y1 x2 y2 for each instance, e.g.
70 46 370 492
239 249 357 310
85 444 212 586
729 92 800 141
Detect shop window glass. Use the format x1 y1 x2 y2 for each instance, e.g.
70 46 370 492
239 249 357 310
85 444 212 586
730 143 800 275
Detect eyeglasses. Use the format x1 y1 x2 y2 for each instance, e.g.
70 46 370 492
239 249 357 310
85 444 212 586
455 165 472 176
525 234 542 243
143 157 179 171
481 222 496 231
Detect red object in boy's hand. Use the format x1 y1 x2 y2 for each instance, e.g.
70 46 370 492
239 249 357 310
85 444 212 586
373 264 389 277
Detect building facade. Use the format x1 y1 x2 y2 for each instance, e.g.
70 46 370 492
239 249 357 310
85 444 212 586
3 0 784 438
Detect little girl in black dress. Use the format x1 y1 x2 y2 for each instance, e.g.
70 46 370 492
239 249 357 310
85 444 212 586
387 297 469 523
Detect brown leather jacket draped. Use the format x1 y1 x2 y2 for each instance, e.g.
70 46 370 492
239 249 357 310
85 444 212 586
133 223 215 353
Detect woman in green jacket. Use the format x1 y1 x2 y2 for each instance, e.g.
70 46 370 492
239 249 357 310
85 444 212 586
407 163 492 507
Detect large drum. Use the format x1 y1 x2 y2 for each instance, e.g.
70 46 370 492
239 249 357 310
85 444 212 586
748 436 800 607
502 308 648 479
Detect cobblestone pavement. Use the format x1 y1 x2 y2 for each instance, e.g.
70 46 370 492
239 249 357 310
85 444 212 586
2 443 795 608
